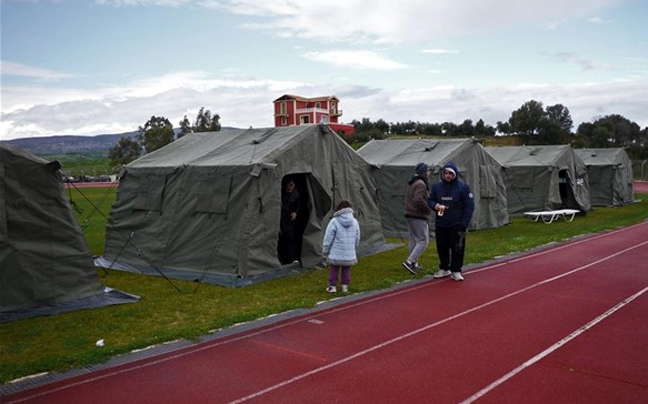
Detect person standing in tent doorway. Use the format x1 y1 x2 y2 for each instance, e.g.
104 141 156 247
279 178 301 265
402 162 433 275
429 161 475 281
322 200 361 293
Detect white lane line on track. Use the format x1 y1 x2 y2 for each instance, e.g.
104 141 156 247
7 223 647 404
224 239 648 404
459 285 648 404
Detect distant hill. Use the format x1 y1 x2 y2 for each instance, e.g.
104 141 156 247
1 132 140 156
1 128 241 156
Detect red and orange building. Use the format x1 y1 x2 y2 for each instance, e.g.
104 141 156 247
273 94 355 135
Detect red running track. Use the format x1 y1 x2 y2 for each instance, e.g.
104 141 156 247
5 222 648 404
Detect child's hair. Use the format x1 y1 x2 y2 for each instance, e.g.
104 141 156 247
336 200 352 210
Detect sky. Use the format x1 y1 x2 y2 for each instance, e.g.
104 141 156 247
1 0 648 141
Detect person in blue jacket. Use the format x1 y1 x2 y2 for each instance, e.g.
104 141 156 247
428 161 475 281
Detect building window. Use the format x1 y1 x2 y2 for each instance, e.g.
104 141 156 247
281 116 287 126
281 102 287 114
316 102 321 109
301 116 310 124
330 102 337 114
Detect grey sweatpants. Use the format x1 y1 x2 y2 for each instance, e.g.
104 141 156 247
406 218 429 264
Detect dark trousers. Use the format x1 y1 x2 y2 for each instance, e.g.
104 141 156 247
278 223 299 264
435 225 467 272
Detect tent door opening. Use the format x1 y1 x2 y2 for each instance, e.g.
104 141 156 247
278 174 310 265
558 169 574 208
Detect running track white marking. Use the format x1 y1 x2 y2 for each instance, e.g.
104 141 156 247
7 223 647 404
459 285 648 404
225 239 648 404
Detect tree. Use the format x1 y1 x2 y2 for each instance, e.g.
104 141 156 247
374 118 390 134
108 136 142 170
475 119 496 137
545 104 573 134
194 107 221 132
458 119 475 137
507 100 546 136
178 115 193 138
577 114 643 148
139 115 174 153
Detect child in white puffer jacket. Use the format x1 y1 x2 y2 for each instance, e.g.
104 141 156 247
322 200 361 293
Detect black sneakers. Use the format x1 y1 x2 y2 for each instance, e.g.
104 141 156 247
402 260 417 274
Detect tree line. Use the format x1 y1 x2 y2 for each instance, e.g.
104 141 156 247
109 99 648 171
348 99 648 160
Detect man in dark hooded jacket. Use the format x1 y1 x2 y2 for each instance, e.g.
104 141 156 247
428 161 474 281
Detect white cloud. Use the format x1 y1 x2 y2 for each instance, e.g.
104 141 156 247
0 61 75 80
302 50 409 70
94 0 625 43
421 49 459 54
222 0 625 43
2 71 647 140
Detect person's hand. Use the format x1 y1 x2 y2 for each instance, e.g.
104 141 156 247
290 212 297 221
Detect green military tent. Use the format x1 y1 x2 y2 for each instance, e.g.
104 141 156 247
357 138 509 237
485 145 590 216
575 148 634 207
0 144 139 322
97 124 386 287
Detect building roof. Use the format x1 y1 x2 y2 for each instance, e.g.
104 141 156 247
273 94 339 103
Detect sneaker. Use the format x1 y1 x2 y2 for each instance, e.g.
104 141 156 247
341 284 349 293
402 260 417 274
326 285 337 293
450 272 464 281
433 269 451 278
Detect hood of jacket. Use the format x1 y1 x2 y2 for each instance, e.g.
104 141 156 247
333 207 355 227
440 161 460 182
408 174 429 186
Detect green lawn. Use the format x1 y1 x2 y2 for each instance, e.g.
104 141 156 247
1 186 647 384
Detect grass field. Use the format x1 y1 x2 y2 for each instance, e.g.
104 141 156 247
1 186 647 384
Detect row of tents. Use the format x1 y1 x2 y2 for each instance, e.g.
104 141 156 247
0 125 636 320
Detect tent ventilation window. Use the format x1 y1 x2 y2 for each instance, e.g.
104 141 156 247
133 173 166 212
190 174 231 215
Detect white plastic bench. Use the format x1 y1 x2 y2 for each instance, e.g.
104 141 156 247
524 209 579 224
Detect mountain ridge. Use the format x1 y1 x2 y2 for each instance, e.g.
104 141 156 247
1 132 139 155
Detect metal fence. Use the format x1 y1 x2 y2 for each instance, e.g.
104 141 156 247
632 160 648 181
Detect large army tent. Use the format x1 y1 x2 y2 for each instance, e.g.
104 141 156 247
575 148 634 207
97 124 386 287
0 144 139 322
485 145 590 216
357 138 509 237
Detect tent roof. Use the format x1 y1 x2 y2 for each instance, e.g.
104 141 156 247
485 145 576 167
575 148 629 166
358 138 480 167
130 125 328 168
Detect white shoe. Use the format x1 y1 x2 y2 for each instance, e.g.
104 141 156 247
326 285 337 293
341 284 349 293
434 270 451 278
450 272 464 281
